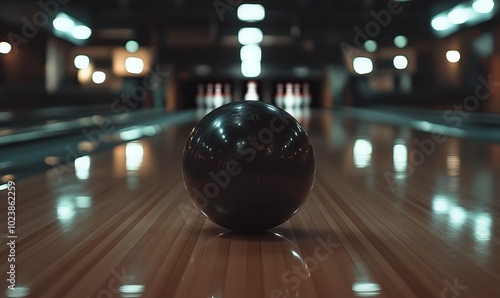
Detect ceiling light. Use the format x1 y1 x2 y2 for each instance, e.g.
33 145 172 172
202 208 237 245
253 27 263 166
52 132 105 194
393 55 409 70
53 13 75 32
241 61 261 77
431 16 450 31
238 28 263 45
125 40 139 53
473 0 495 14
240 44 262 61
0 42 12 54
353 57 373 75
74 55 90 69
237 4 265 22
72 25 92 40
125 57 144 74
446 50 461 63
92 71 106 84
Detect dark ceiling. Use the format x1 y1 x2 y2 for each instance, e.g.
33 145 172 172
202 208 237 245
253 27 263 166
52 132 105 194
0 0 466 76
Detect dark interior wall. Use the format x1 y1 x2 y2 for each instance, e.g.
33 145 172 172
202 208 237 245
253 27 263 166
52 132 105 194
0 25 46 86
0 22 49 109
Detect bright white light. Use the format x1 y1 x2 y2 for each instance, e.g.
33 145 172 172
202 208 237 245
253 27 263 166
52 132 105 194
432 195 450 214
447 155 460 176
5 285 30 297
240 44 262 61
473 0 495 13
75 196 92 208
431 16 450 31
120 128 143 141
393 142 408 173
119 284 145 295
53 14 75 32
237 4 265 22
125 57 145 74
394 35 408 48
352 282 381 296
393 55 409 70
238 28 263 45
449 207 467 227
75 156 91 180
125 40 139 53
446 50 461 63
72 25 92 40
126 142 144 171
0 42 12 54
474 213 492 241
352 57 373 75
364 40 377 52
74 55 90 69
353 139 372 168
241 61 261 77
92 71 106 84
448 8 469 24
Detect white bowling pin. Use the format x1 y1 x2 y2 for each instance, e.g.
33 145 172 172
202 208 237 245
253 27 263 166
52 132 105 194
275 83 284 108
205 83 214 110
213 83 224 108
284 82 295 110
224 83 232 104
196 83 205 109
244 81 259 101
303 83 312 107
294 83 303 109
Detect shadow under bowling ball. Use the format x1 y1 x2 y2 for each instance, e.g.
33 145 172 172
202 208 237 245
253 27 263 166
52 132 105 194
174 231 315 298
182 101 316 232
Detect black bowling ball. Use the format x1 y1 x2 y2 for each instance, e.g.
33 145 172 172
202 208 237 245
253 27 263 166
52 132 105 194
182 101 315 232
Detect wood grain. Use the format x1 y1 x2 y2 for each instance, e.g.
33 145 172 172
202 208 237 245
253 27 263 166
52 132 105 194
1 109 499 297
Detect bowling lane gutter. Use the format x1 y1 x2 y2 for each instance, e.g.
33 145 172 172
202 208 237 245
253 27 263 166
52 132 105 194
340 107 500 143
0 109 197 181
0 108 175 146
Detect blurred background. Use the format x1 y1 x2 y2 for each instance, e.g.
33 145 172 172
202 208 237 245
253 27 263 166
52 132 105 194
0 0 498 110
0 0 499 179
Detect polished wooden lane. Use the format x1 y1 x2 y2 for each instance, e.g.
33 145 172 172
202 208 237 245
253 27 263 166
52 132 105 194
1 109 499 297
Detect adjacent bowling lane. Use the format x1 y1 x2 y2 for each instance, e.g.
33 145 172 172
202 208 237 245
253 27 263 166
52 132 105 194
0 109 499 297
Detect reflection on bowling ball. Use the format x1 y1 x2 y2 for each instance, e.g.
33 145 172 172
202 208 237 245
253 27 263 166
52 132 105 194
182 101 315 232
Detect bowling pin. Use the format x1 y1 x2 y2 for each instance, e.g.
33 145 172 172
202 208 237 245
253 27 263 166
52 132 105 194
224 83 232 104
213 83 224 108
275 83 284 108
205 83 214 110
244 81 259 101
283 82 295 110
196 83 205 109
303 83 312 108
294 83 303 109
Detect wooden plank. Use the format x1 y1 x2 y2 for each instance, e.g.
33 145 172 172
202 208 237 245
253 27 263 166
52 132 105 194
0 111 499 297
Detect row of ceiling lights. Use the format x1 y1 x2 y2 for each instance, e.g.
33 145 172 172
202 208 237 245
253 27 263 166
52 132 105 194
353 50 461 75
237 4 265 78
431 0 496 33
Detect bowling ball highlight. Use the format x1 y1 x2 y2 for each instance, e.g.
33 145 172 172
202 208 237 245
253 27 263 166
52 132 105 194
182 101 315 232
